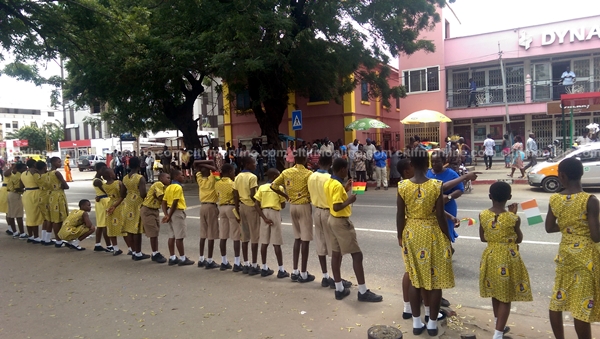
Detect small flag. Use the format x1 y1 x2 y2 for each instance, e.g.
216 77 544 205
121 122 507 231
521 199 543 226
352 182 367 195
212 171 221 181
460 217 477 226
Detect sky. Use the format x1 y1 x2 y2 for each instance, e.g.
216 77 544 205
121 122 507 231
1 0 599 110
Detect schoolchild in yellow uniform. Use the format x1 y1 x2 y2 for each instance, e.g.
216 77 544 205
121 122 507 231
58 199 96 251
37 161 54 246
162 170 194 266
48 157 69 247
194 160 219 269
142 172 171 264
546 157 600 339
122 157 148 261
254 168 289 278
104 167 130 256
92 162 112 252
5 163 27 239
233 156 260 274
215 164 241 271
479 182 532 339
22 159 44 243
0 167 9 235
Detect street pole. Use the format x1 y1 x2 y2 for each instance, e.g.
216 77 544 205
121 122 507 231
498 43 512 144
562 105 566 151
60 57 67 141
570 107 574 147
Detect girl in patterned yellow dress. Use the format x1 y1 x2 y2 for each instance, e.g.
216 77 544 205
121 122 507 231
22 159 44 243
92 162 112 252
35 161 54 245
48 157 69 247
479 182 532 339
104 167 130 256
546 158 600 339
122 157 148 260
0 173 9 234
397 149 453 336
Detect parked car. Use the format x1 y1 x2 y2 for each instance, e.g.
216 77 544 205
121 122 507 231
528 143 600 192
77 155 106 171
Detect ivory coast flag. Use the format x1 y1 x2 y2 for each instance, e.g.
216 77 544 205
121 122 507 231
352 182 367 195
460 217 477 226
211 171 221 181
521 199 543 226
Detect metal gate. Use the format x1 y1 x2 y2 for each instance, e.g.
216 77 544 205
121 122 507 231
364 132 402 150
404 125 440 147
531 119 552 151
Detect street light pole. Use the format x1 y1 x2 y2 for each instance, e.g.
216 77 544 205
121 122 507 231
60 57 67 141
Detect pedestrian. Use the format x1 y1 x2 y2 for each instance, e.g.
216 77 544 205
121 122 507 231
142 172 171 263
266 144 277 170
57 199 96 251
122 157 149 261
307 155 353 289
483 134 496 170
354 144 367 183
181 149 190 182
523 133 538 171
467 78 478 107
92 162 112 252
115 151 124 180
161 169 195 266
364 139 376 181
479 182 532 339
104 167 129 256
215 164 241 271
373 145 388 190
254 168 289 278
508 136 526 178
161 145 172 175
389 147 402 188
320 137 334 156
64 154 73 182
285 141 295 168
252 141 264 180
0 165 9 234
501 135 511 168
5 163 26 239
140 151 148 182
325 157 383 302
397 148 454 336
145 152 155 183
271 149 315 283
48 157 70 247
347 139 359 180
195 160 220 269
458 137 472 166
233 156 260 274
545 157 600 339
214 147 224 172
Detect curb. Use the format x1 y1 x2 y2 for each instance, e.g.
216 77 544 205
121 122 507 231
471 179 528 185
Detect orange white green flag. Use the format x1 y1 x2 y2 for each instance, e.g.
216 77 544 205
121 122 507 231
520 199 543 226
212 171 221 181
352 182 367 195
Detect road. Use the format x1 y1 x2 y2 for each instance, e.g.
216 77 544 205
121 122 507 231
3 178 578 315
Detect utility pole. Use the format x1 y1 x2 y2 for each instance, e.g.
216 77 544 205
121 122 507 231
60 57 67 141
498 43 512 144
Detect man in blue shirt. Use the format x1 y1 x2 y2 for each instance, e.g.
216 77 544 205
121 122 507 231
467 78 478 108
373 145 388 190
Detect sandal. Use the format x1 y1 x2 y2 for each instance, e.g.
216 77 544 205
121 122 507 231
517 176 525 179
506 174 513 177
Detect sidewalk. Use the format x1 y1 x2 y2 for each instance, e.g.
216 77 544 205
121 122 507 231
464 161 530 185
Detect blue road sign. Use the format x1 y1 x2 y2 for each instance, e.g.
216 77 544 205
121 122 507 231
292 110 302 131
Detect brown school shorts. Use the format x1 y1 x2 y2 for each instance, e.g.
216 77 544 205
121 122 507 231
259 208 283 245
327 215 361 255
239 203 260 243
218 205 241 241
313 207 332 256
141 206 160 238
168 209 186 239
291 203 313 241
200 203 219 240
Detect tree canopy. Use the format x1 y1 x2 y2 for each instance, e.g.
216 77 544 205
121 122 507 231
5 122 64 152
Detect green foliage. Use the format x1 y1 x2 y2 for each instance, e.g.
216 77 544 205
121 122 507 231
5 123 64 151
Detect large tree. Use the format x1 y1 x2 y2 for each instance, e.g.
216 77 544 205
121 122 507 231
5 122 64 151
213 0 453 146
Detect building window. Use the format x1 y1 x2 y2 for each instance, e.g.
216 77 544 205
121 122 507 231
395 96 400 110
403 66 439 93
361 81 369 101
309 92 325 103
448 65 524 107
47 111 54 117
92 103 101 114
12 121 18 129
236 90 252 110
5 123 10 129
30 121 37 127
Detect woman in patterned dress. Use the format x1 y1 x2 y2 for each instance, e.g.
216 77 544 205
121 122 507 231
479 182 532 339
396 148 454 336
21 159 44 242
0 169 9 232
92 162 112 252
122 157 148 260
104 167 129 256
36 161 53 245
48 157 69 247
546 157 600 339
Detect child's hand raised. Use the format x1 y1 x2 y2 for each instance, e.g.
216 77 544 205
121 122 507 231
344 179 353 192
508 203 518 214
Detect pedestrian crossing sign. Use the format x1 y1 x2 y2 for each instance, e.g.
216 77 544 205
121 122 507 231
292 110 302 131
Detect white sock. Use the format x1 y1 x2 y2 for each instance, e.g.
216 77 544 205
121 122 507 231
323 273 329 279
170 255 177 260
403 301 412 313
358 284 367 294
300 271 308 279
107 245 113 249
413 316 424 328
112 245 119 251
199 256 205 262
495 317 497 325
72 239 80 247
424 306 430 317
207 258 213 263
152 251 158 256
252 262 257 268
335 281 344 292
180 255 186 261
278 265 285 272
262 264 268 270
293 269 299 275
493 329 503 339
95 243 101 247
42 230 47 239
234 257 240 265
135 252 142 257
222 256 228 264
128 247 132 252
56 240 63 245
29 236 34 240
244 261 249 266
34 237 41 242
427 319 437 330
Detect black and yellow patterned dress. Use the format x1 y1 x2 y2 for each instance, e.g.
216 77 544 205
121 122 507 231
549 192 600 322
0 175 9 213
48 170 68 223
122 173 143 234
39 172 52 222
104 180 125 237
398 179 455 290
22 171 43 226
479 210 533 303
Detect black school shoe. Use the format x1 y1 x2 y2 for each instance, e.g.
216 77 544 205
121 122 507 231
133 253 151 261
197 261 206 268
232 264 243 272
220 263 232 271
152 253 167 263
70 245 86 251
335 287 351 300
441 297 451 307
357 290 383 302
42 241 54 246
5 230 13 236
427 327 438 336
297 272 315 283
178 258 195 266
54 242 65 248
261 268 274 277
168 258 180 266
277 270 290 279
402 312 412 319
327 277 352 289
242 265 250 274
413 325 426 335
205 261 219 269
290 272 299 282
248 266 260 276
113 249 123 256
94 245 108 252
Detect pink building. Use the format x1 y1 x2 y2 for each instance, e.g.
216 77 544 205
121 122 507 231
400 14 600 154
222 67 402 149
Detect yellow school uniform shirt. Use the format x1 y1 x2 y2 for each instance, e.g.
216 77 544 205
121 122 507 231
324 176 351 218
143 181 165 209
7 171 22 192
307 170 330 209
271 164 312 205
0 175 9 213
233 170 258 207
196 172 218 203
254 183 286 211
164 182 186 210
215 177 235 205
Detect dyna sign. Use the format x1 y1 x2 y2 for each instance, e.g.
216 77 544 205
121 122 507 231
519 26 600 50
